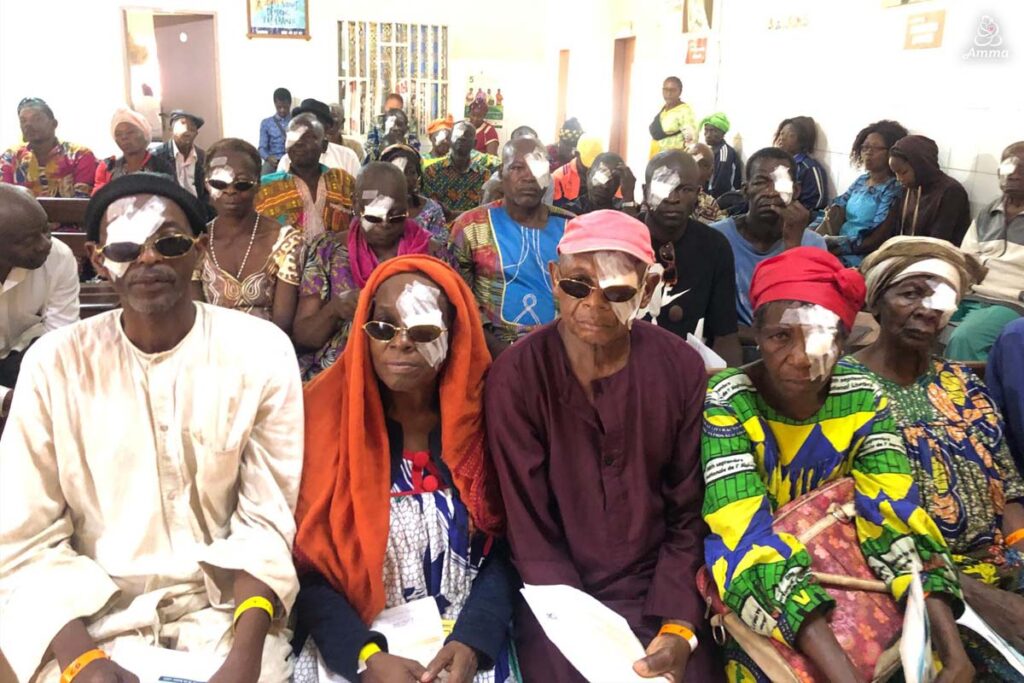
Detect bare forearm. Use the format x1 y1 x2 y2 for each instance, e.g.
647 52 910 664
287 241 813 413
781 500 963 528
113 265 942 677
228 573 275 663
293 302 343 350
794 612 863 683
1003 501 1024 550
49 619 97 671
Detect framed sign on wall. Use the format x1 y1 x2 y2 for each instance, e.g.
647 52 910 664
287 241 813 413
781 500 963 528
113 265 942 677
247 0 310 40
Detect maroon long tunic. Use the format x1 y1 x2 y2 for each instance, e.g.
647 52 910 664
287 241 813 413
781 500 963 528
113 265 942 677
485 321 721 682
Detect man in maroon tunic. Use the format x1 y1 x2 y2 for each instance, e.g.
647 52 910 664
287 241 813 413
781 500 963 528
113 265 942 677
485 210 720 681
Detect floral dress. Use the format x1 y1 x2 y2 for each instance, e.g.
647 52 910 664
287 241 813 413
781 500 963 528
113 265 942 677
193 225 304 320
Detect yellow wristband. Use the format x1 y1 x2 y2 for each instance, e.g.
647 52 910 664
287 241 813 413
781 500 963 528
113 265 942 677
60 648 108 683
1006 528 1024 547
358 642 382 665
658 623 698 652
233 596 275 630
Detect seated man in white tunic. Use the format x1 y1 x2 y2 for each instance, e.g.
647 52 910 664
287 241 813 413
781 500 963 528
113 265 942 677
0 173 304 683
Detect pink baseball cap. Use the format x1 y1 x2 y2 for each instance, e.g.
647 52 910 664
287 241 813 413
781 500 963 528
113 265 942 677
557 210 655 265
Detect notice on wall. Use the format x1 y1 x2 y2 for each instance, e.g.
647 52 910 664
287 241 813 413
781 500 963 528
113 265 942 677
686 37 707 63
904 10 945 50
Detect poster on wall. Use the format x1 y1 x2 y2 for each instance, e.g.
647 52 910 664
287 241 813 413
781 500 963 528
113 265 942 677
464 72 504 129
247 0 310 40
685 38 707 63
882 0 931 7
682 0 714 33
904 10 945 49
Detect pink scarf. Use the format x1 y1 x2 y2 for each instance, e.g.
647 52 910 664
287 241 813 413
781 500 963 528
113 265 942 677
347 217 434 287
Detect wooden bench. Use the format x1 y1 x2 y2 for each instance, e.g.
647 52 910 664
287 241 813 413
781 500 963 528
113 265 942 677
38 197 119 318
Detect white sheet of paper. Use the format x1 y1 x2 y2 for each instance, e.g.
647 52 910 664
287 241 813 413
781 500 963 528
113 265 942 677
372 597 446 669
109 642 225 683
521 584 668 683
900 569 935 683
686 333 727 371
958 603 1024 676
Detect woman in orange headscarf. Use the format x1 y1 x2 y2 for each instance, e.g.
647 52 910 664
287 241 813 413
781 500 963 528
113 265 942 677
292 255 514 683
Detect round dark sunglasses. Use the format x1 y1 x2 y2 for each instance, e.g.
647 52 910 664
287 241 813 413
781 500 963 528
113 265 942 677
361 212 408 225
98 234 197 263
557 278 638 303
363 320 446 344
208 178 257 192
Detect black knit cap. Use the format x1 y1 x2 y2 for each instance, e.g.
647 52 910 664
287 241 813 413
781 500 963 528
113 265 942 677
85 172 207 242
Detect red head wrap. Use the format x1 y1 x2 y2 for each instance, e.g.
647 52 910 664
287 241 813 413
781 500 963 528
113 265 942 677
750 247 866 330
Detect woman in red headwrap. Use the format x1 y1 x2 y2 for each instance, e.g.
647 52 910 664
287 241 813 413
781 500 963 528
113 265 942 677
291 255 514 683
701 247 972 682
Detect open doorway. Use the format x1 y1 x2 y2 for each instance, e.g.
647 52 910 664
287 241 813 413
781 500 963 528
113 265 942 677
609 37 634 157
123 10 222 147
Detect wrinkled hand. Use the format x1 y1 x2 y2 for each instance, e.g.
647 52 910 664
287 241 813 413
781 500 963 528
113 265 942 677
632 633 690 682
968 580 1024 653
619 163 638 199
420 641 478 683
772 200 811 246
76 659 139 683
935 652 975 683
331 289 361 321
824 235 844 255
361 653 426 683
208 652 260 683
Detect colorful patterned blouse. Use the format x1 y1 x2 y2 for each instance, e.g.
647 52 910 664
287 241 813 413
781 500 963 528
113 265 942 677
422 151 501 215
701 363 961 647
0 141 97 197
844 357 1024 577
450 201 574 345
655 102 697 154
297 231 356 381
257 166 354 240
692 188 727 225
192 226 304 321
413 197 450 244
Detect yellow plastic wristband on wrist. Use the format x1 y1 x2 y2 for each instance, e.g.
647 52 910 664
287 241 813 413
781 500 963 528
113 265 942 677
358 642 382 666
232 596 275 630
60 648 108 683
658 623 698 652
1006 528 1024 547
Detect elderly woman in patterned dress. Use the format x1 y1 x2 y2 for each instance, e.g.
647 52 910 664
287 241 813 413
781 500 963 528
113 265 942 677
191 138 303 334
852 236 1024 680
291 255 516 683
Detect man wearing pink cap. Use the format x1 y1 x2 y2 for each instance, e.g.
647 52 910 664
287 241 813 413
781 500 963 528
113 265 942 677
486 210 720 682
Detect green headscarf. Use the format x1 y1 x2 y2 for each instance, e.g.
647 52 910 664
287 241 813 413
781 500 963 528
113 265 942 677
700 112 730 134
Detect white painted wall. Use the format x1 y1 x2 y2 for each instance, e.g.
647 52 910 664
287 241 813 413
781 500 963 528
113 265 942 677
552 0 1024 211
0 0 552 159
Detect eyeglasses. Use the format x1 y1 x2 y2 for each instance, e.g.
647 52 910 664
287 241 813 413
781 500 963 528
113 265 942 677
363 320 446 343
860 145 889 154
557 278 638 303
208 179 257 192
361 212 408 225
658 242 678 287
98 233 198 263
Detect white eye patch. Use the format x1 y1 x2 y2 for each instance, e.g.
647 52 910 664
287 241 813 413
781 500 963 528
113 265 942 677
210 156 228 168
778 304 841 382
432 130 448 144
396 280 449 369
361 195 395 232
384 116 397 135
921 278 959 327
591 165 612 187
452 126 470 141
285 125 308 150
172 118 190 135
526 151 552 189
648 167 681 209
999 157 1020 177
207 164 236 200
390 156 408 172
772 165 794 205
593 251 644 328
103 196 168 280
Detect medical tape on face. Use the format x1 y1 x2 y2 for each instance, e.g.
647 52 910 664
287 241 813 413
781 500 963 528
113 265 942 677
452 125 470 141
432 130 448 144
921 278 959 327
525 151 551 189
593 251 644 328
285 125 308 151
103 196 168 280
361 195 394 232
591 165 612 187
384 116 397 135
396 280 448 369
390 156 408 172
172 118 190 135
207 163 236 200
648 167 680 210
772 165 794 205
999 157 1020 177
778 304 840 382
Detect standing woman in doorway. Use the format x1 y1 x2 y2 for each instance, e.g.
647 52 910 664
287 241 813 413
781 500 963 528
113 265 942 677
92 107 174 194
191 138 304 335
650 76 697 156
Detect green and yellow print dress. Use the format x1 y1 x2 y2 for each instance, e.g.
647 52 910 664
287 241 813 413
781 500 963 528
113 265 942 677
701 363 961 665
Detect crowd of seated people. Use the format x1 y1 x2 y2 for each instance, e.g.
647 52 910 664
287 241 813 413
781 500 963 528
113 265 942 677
1 73 1023 683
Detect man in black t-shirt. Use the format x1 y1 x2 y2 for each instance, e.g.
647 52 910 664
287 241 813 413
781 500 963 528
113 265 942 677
639 150 741 366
